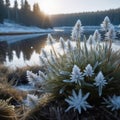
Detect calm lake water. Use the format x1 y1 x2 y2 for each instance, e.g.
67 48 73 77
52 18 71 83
0 31 71 63
0 27 120 68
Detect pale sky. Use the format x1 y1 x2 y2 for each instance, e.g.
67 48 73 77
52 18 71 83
9 0 120 14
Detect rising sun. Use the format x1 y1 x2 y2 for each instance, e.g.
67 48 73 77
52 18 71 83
38 0 58 15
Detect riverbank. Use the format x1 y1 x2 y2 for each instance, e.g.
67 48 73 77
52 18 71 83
0 32 50 36
0 21 53 35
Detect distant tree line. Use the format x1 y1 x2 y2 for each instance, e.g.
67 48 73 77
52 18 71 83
50 8 120 27
0 0 51 28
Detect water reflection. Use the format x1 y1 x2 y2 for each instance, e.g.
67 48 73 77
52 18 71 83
8 35 48 60
0 41 8 62
4 40 120 70
0 30 120 67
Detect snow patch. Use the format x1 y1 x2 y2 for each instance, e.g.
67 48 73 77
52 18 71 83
0 21 53 33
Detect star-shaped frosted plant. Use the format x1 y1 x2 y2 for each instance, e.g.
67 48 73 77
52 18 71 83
104 95 120 111
65 89 92 114
70 65 84 85
63 65 84 85
84 64 94 77
94 71 107 96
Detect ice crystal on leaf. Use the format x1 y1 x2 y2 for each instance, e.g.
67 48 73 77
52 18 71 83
65 89 92 113
71 19 83 40
104 95 120 111
84 64 94 77
94 71 107 96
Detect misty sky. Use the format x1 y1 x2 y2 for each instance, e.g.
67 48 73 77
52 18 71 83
9 0 120 14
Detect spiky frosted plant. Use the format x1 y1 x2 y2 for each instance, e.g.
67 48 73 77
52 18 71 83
93 30 101 42
41 48 48 58
26 19 120 115
47 33 56 45
65 89 92 113
59 37 66 54
63 65 84 85
71 19 83 40
84 64 94 77
27 70 45 88
104 95 120 111
66 39 74 51
26 94 39 108
101 16 113 32
105 26 116 40
87 35 96 45
94 71 107 96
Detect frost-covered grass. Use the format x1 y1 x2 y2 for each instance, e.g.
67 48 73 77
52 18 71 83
25 16 120 119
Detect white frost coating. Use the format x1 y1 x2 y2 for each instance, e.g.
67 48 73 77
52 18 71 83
63 65 84 85
71 19 83 40
26 94 39 108
87 35 96 45
94 71 107 96
104 95 120 111
27 71 44 87
101 16 113 31
84 64 94 77
105 26 116 40
65 89 92 113
93 30 101 42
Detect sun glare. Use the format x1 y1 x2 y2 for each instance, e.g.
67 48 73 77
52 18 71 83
39 0 58 15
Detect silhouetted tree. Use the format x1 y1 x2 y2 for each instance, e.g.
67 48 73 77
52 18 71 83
0 0 5 23
5 0 10 19
21 0 24 9
50 8 120 26
14 0 18 22
33 3 40 14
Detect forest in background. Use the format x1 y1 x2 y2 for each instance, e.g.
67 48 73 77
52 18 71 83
50 8 120 27
0 0 51 28
0 0 120 28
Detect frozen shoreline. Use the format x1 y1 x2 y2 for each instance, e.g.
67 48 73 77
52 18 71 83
0 33 48 43
0 21 53 43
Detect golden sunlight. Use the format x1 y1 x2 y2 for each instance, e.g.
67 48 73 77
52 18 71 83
39 0 58 15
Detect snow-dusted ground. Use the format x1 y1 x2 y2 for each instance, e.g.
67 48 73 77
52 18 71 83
0 21 53 43
54 25 120 32
0 21 53 33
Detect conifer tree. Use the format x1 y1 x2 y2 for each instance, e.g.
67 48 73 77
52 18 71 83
21 0 24 9
5 0 10 19
14 0 18 22
0 0 5 23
